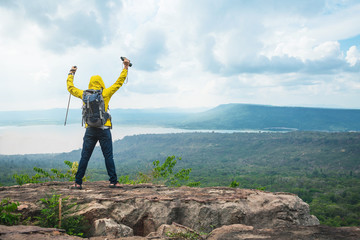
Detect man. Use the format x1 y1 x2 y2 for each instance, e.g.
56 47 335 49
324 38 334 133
67 58 130 189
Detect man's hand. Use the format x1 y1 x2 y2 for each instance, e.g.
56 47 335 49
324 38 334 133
69 66 77 75
123 58 130 70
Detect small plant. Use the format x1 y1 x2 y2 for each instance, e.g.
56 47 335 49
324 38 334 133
35 193 89 237
118 175 135 184
152 156 193 187
61 215 88 237
256 186 266 191
36 194 67 228
229 180 239 188
119 156 199 187
0 198 20 225
166 230 204 240
13 161 86 185
136 171 153 184
186 181 201 187
64 161 87 182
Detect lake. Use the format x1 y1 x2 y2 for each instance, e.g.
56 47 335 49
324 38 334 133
0 124 191 155
0 124 264 155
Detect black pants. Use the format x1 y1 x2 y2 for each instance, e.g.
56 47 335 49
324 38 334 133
75 127 117 185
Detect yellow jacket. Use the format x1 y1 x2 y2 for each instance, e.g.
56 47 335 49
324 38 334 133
67 69 128 127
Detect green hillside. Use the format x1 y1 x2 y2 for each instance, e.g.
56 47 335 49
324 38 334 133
174 104 360 131
1 131 359 182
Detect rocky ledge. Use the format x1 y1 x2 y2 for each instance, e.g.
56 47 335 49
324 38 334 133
0 181 359 239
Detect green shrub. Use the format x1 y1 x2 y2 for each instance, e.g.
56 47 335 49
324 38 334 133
151 156 193 187
187 181 201 187
166 230 205 240
35 193 89 237
13 161 86 185
229 180 239 188
119 156 200 187
0 198 20 225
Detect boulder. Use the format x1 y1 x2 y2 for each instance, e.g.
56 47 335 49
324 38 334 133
147 222 206 239
92 218 133 238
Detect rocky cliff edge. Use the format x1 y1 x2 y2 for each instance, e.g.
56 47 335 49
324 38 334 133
0 181 359 239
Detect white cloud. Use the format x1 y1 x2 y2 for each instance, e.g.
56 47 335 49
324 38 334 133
0 0 360 111
346 46 360 66
313 41 342 59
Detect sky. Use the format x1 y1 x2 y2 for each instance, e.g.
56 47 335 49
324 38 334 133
0 0 360 111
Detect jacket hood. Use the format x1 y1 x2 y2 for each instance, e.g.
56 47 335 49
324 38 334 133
88 75 105 90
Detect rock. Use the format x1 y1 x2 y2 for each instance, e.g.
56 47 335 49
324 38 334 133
0 181 318 235
0 225 82 240
89 237 146 240
147 222 206 239
0 181 350 239
17 204 29 211
206 224 360 240
3 223 359 240
76 201 109 220
92 218 133 238
208 223 254 237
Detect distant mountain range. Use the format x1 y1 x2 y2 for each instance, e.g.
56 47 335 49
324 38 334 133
173 104 360 131
1 103 360 131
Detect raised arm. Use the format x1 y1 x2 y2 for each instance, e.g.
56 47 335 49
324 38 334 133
103 59 130 97
66 66 83 99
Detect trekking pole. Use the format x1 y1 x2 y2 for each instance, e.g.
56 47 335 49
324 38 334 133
64 66 77 126
64 93 71 126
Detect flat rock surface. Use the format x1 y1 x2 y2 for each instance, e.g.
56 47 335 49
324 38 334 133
0 181 251 203
0 225 82 240
207 224 360 240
